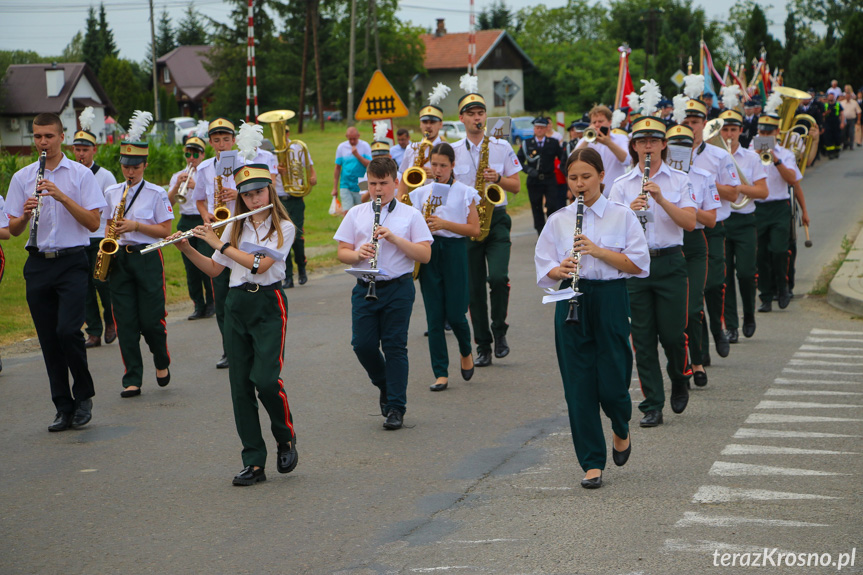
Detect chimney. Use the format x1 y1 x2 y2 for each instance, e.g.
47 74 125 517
45 66 65 98
435 18 446 37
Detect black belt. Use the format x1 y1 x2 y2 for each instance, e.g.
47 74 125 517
494 205 507 212
26 246 85 259
231 281 281 293
356 272 412 289
123 244 149 253
648 246 682 257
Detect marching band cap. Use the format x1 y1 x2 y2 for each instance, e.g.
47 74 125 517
685 98 708 119
630 116 667 140
119 142 149 166
371 140 391 157
719 109 744 126
208 117 236 136
658 99 673 108
757 114 781 129
744 99 758 107
458 93 486 113
569 120 589 131
532 116 550 126
419 104 444 122
667 124 694 143
184 136 206 152
73 130 97 147
581 113 591 122
233 163 272 194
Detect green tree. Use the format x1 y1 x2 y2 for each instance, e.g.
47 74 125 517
837 11 863 84
176 3 209 45
98 3 118 60
785 41 839 90
791 0 863 36
150 9 177 58
82 7 103 73
62 31 84 62
477 0 513 30
100 57 149 126
783 11 799 71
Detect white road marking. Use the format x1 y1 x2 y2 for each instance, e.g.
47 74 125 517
693 485 838 503
788 359 863 366
765 388 863 396
806 336 863 344
709 461 842 476
663 539 794 554
515 486 573 490
800 344 863 352
675 511 828 528
774 377 862 385
783 368 863 375
721 444 856 456
811 328 863 336
447 539 525 544
795 351 863 359
734 428 860 439
411 567 478 572
746 413 863 423
756 400 859 409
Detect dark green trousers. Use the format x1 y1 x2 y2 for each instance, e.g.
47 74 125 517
683 230 707 365
84 237 113 337
627 251 690 413
724 212 758 329
700 222 727 358
110 248 170 388
555 279 632 472
467 208 511 354
280 196 306 279
225 286 294 468
755 200 791 303
199 239 229 355
177 214 214 313
419 236 472 378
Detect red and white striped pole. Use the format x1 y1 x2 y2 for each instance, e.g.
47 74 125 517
468 0 475 75
246 0 259 122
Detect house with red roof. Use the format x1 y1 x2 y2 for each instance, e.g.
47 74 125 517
156 45 214 118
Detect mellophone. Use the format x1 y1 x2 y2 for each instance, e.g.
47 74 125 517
139 204 274 254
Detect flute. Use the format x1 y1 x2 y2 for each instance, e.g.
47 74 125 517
140 204 273 254
564 191 585 324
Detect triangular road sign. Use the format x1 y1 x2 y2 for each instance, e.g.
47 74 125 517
355 70 410 121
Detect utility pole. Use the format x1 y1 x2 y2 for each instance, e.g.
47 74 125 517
347 0 357 126
312 0 325 130
371 0 381 70
298 0 311 134
149 0 159 125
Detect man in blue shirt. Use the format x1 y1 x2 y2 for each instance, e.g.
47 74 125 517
332 126 372 214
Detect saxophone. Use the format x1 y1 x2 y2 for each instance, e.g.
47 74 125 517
414 192 442 279
401 131 434 202
94 180 131 280
472 123 505 242
213 174 231 239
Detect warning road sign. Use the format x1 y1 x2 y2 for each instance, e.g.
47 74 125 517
355 70 410 121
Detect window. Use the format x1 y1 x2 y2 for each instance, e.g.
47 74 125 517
493 81 505 108
162 67 171 84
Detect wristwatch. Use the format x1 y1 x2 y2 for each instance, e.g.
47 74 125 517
773 160 782 166
251 252 263 274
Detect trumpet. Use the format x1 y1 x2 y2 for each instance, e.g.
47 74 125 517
759 150 773 165
140 204 274 254
25 151 47 249
176 164 195 204
582 126 597 143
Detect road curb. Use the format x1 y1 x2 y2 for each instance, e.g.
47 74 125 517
827 225 863 316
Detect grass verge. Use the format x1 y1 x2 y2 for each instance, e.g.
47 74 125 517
810 234 855 296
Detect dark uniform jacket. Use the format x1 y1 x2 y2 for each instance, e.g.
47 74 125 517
517 137 561 184
741 114 759 149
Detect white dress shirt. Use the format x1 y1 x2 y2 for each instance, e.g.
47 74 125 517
753 145 802 203
334 199 434 280
213 216 295 287
687 166 722 230
585 132 632 188
5 154 106 250
535 193 650 287
169 167 204 216
692 142 742 222
730 146 768 215
103 180 173 246
408 180 480 239
86 162 119 238
451 137 522 207
0 196 9 229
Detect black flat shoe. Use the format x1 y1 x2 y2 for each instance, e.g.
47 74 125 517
612 437 631 467
475 350 492 367
715 332 730 358
187 308 206 320
778 289 791 309
581 471 602 489
727 328 739 344
639 410 663 427
104 324 117 344
383 409 403 430
430 381 448 392
461 356 474 381
283 277 294 289
670 381 690 414
444 321 452 331
71 398 92 428
758 300 772 313
702 352 711 367
157 369 171 387
120 387 141 398
494 335 510 358
742 315 756 338
202 303 216 318
232 466 266 486
48 412 72 432
298 270 308 285
276 438 298 474
216 355 229 369
692 370 708 387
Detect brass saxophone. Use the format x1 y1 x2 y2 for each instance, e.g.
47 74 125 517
213 174 231 239
94 180 131 280
401 131 433 202
414 192 442 279
472 123 505 242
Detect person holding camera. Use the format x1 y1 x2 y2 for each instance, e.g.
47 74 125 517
575 105 631 188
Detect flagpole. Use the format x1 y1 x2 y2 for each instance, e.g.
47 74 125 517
615 49 625 109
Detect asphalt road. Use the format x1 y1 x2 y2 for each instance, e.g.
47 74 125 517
1 151 862 575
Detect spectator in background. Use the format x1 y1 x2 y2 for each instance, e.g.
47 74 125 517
827 80 843 99
797 90 824 166
840 86 861 150
545 118 563 142
391 128 410 166
702 93 720 120
332 126 372 215
822 92 845 159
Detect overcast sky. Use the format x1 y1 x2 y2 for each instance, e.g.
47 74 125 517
1 0 790 63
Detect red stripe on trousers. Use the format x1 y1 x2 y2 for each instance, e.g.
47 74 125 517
274 290 293 433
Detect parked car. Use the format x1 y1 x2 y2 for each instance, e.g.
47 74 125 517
323 110 343 122
510 116 535 145
441 121 466 141
150 116 198 144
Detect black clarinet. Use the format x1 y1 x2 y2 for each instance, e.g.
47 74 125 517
365 196 382 301
25 151 47 249
637 152 652 232
564 191 585 324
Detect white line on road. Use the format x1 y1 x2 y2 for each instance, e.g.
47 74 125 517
447 539 525 544
811 328 863 336
675 511 828 528
721 444 856 456
746 413 863 423
800 344 863 352
411 567 478 573
663 539 794 554
805 337 863 344
756 400 860 409
765 388 863 396
788 359 863 366
734 428 860 439
693 485 838 503
782 368 863 375
774 377 862 385
515 486 573 490
795 351 863 359
709 461 842 476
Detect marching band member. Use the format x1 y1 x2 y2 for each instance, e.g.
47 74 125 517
535 147 648 489
576 105 631 187
518 116 563 233
275 123 316 289
104 114 173 398
397 83 450 199
334 157 432 430
452 75 523 367
0 193 10 373
170 164 298 486
409 143 480 392
167 129 214 320
6 113 105 431
72 107 119 349
719 109 768 341
608 117 697 427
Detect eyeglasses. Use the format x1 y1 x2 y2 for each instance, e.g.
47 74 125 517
185 151 200 158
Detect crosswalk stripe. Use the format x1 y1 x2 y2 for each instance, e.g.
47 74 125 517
788 359 863 366
734 428 860 439
811 328 863 336
783 368 863 375
765 388 863 396
805 337 863 344
774 377 862 385
721 444 856 456
693 485 838 503
800 344 863 352
709 461 842 476
674 511 828 527
663 539 783 553
746 413 863 423
794 351 863 359
756 400 860 409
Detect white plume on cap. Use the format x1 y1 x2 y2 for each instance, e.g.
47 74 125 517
672 94 689 124
639 79 662 115
683 74 705 99
127 110 153 142
764 91 783 116
627 91 641 113
78 106 95 132
721 85 743 111
428 83 451 106
373 121 389 142
611 109 626 130
459 73 478 94
236 121 263 161
196 120 210 140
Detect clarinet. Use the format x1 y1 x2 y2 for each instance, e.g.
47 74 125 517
564 191 585 324
365 196 382 301
25 151 47 249
637 152 652 232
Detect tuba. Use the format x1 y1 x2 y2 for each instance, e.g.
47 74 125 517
94 179 131 280
471 123 505 242
402 132 434 199
257 109 312 197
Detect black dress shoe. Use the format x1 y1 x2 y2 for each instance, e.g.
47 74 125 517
612 437 631 467
276 439 298 473
715 332 730 358
187 308 206 320
157 369 171 387
727 328 739 344
84 335 101 348
702 352 711 367
670 381 690 414
48 412 72 432
232 465 266 486
283 277 294 289
758 300 772 313
692 370 708 387
298 270 308 285
71 398 92 428
120 387 141 398
423 331 429 337
494 335 510 358
430 381 448 391
202 303 216 318
778 289 791 309
742 315 756 338
0 354 3 374
444 321 452 331
461 356 474 381
475 350 492 367
216 355 229 369
580 472 602 489
104 323 117 344
639 410 663 427
383 410 404 430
